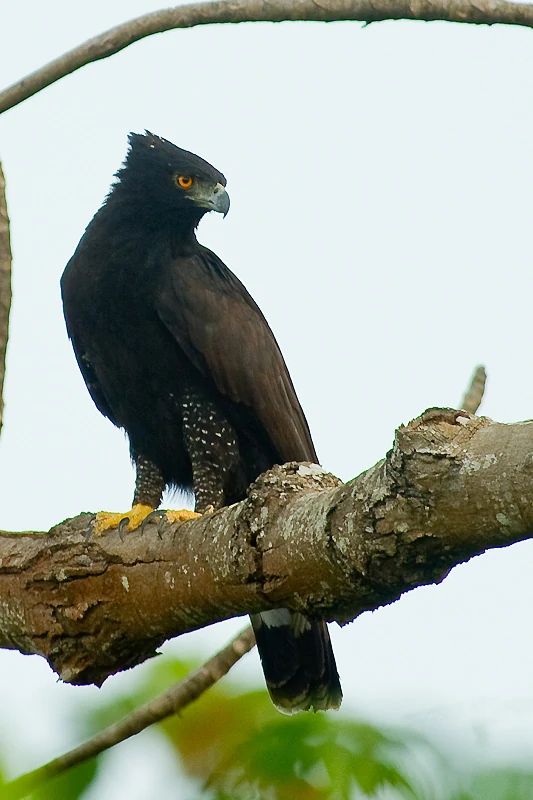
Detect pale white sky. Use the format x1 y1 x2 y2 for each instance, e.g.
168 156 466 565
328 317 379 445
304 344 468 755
1 2 533 796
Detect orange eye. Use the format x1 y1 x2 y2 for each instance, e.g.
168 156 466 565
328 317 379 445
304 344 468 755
176 175 193 190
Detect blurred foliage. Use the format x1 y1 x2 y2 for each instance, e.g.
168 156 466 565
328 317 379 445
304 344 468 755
161 692 417 799
25 761 98 800
455 769 533 800
5 651 533 799
87 655 420 799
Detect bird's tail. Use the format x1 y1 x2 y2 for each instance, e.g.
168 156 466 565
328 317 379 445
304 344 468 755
250 608 342 713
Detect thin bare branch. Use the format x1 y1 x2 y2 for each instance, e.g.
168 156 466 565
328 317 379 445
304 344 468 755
4 627 255 800
461 365 487 415
0 161 12 437
1 0 533 115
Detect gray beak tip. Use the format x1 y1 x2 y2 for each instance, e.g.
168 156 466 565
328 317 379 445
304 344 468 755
215 186 230 217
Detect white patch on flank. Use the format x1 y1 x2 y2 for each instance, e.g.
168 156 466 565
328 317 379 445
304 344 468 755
121 575 129 592
291 612 312 635
260 609 292 628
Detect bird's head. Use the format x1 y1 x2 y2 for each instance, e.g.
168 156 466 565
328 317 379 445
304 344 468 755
113 131 230 221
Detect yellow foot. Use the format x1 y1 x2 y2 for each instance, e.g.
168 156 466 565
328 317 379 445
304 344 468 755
94 503 154 535
165 509 201 524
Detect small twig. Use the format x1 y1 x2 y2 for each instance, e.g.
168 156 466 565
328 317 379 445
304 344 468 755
1 0 533 115
0 160 12 438
4 627 256 800
461 365 486 415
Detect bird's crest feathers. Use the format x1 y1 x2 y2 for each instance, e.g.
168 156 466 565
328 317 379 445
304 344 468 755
116 131 226 187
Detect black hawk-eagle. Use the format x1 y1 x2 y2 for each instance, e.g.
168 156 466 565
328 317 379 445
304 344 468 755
61 132 342 713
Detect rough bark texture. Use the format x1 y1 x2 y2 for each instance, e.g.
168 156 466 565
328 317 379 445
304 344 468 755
1 408 532 687
1 0 532 114
0 161 11 437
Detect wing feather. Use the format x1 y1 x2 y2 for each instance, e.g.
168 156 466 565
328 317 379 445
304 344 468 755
156 249 317 463
61 261 117 424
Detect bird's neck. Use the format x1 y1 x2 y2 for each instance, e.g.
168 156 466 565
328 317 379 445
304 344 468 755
101 193 202 253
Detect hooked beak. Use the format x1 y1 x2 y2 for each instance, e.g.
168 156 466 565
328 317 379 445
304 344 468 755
210 182 230 217
190 181 230 217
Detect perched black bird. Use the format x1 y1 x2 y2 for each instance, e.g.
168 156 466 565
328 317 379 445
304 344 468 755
61 132 342 713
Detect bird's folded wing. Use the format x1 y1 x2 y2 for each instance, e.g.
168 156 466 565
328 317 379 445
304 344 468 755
155 249 318 464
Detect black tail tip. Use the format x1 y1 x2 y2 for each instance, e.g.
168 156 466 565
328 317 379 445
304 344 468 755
270 680 343 715
251 611 343 714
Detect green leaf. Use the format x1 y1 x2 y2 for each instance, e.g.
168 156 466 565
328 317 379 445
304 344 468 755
4 758 99 800
162 700 418 800
30 759 98 800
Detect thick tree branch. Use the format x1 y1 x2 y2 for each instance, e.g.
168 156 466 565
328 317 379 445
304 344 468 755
1 0 532 115
4 627 255 800
1 407 532 686
0 161 11 438
3 369 491 794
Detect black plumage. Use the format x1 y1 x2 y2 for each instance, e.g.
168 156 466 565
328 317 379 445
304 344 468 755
61 131 342 713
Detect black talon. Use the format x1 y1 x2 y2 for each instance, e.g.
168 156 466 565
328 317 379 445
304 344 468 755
118 516 130 536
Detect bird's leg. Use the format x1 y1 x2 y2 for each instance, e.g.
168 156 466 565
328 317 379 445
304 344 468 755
94 455 163 534
94 456 177 534
94 451 200 535
181 387 239 514
134 454 198 528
